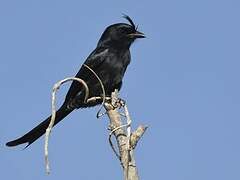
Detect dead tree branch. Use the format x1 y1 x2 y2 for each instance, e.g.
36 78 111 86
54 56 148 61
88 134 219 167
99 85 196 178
44 65 147 179
105 90 147 180
45 77 89 174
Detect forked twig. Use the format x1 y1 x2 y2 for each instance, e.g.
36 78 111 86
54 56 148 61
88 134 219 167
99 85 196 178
105 92 148 180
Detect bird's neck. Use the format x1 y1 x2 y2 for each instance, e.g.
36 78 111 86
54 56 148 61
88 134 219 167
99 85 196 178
97 39 132 50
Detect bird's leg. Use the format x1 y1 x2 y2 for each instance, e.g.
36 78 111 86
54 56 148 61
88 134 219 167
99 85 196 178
109 90 126 109
87 96 111 104
117 98 126 107
111 97 126 109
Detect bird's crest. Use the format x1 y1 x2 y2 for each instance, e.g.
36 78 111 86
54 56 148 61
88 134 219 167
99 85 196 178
122 14 138 31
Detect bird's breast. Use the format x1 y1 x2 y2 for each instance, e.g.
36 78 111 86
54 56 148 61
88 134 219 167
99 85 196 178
96 50 130 94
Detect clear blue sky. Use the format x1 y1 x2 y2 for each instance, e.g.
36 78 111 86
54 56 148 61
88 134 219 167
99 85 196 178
1 0 240 179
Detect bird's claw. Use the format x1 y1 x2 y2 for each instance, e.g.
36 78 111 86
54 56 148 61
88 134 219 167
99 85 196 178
118 98 126 107
111 98 126 109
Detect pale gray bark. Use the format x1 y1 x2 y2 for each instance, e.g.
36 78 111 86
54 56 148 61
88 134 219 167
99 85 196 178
105 91 147 180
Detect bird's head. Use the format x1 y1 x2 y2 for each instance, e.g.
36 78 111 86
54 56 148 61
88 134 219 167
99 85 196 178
97 15 145 49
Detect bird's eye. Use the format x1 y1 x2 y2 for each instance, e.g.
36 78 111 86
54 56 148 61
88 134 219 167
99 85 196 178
119 27 131 34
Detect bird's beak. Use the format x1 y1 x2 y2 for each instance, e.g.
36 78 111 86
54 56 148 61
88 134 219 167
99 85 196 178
128 31 146 38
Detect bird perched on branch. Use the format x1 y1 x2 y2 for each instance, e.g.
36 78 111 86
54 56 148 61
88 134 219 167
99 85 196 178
6 15 145 148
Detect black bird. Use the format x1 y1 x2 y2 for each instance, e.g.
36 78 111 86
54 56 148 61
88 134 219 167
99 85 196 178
6 15 145 148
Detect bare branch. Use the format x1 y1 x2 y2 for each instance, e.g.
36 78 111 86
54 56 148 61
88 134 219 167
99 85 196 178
105 91 147 180
45 64 106 174
44 66 148 180
130 125 148 150
45 77 89 174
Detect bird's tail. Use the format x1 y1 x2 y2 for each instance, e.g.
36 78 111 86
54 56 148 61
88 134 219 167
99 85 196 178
6 104 73 148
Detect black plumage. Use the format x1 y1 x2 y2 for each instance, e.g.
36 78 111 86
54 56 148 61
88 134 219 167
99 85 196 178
6 15 145 148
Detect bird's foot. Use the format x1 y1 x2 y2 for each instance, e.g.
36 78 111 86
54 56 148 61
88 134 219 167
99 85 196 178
111 98 126 109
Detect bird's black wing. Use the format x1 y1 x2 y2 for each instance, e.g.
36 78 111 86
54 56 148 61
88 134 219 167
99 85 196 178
64 47 109 104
